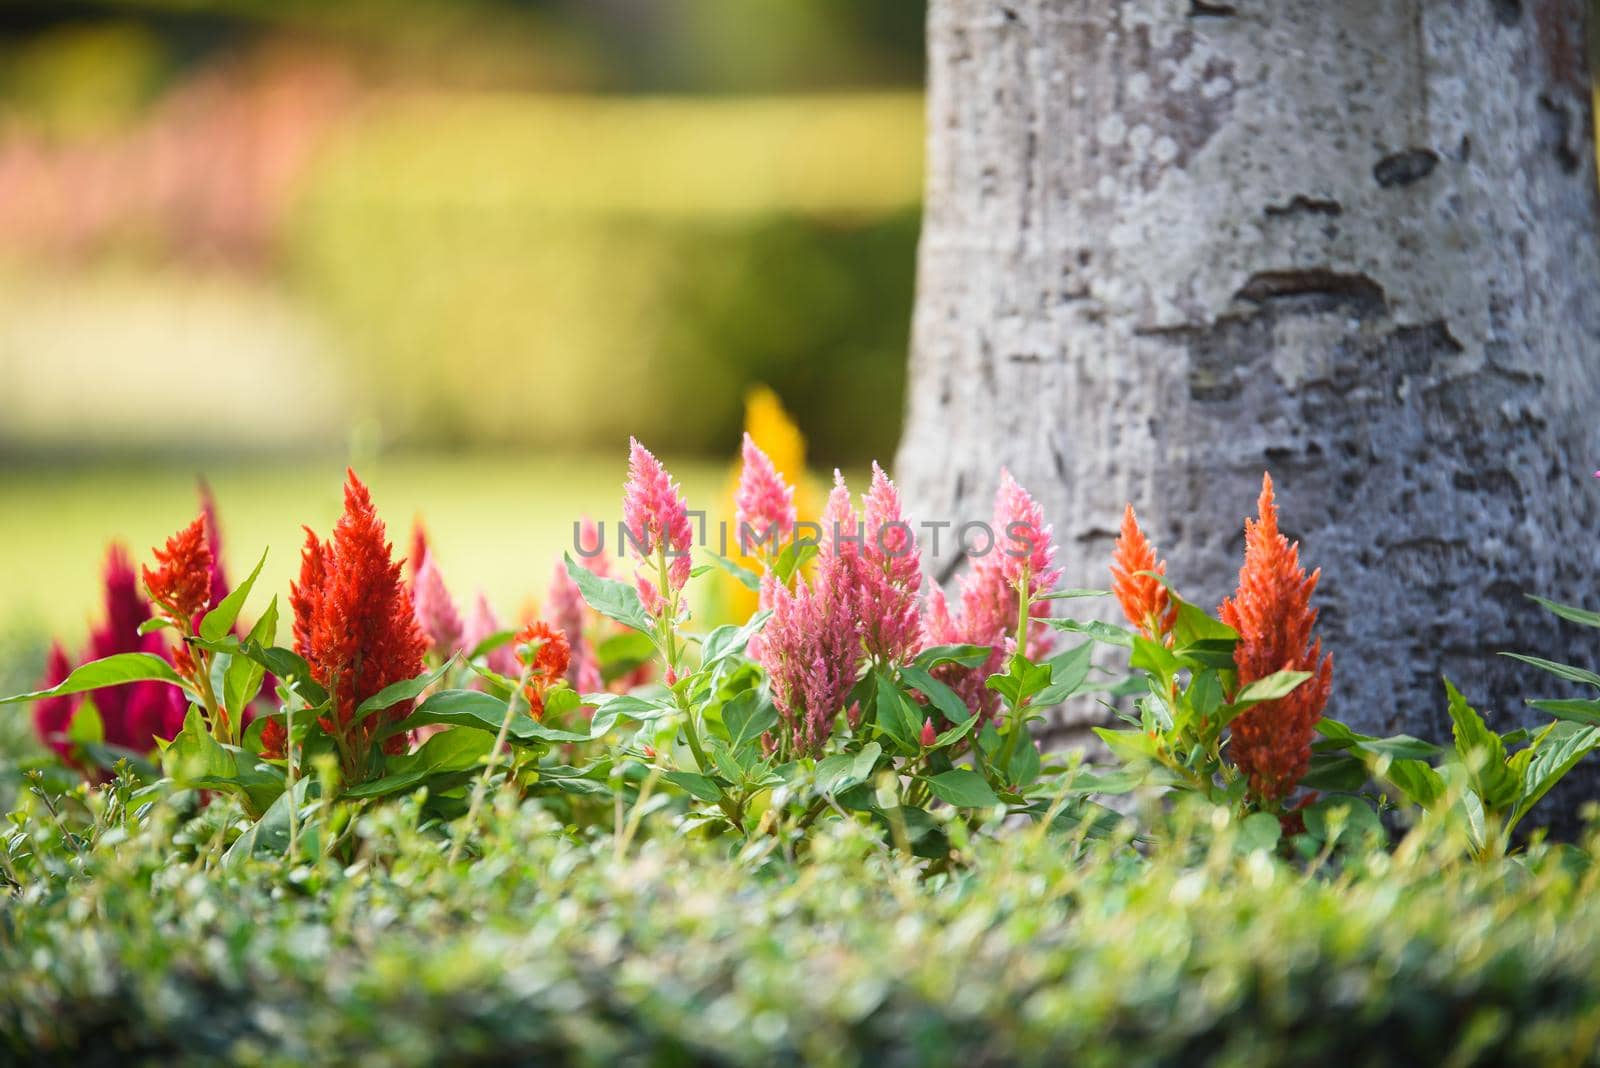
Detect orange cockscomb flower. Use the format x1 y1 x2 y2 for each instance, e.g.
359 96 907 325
1110 504 1175 641
1217 473 1333 804
291 469 427 777
142 516 214 627
514 621 571 720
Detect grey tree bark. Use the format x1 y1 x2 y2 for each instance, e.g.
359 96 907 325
896 1 1600 750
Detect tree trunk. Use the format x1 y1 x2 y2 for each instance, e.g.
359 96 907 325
897 1 1600 750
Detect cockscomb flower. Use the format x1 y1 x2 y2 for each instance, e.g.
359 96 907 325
993 468 1060 600
142 516 214 628
1217 473 1334 804
291 469 427 775
622 438 694 615
33 547 188 765
514 621 572 720
546 562 602 693
407 516 430 593
735 433 796 558
412 551 464 656
756 561 861 757
1110 504 1176 641
859 462 922 665
463 590 519 677
574 516 614 578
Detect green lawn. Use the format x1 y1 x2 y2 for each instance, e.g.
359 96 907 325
0 450 730 645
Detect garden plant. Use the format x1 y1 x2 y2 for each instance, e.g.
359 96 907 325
4 436 1600 1065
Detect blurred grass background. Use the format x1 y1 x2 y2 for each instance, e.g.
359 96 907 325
0 0 926 688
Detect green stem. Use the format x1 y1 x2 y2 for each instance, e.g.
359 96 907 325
450 665 532 865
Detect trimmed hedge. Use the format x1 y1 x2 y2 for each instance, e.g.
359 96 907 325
5 793 1600 1066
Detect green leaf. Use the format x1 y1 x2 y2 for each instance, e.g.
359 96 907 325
224 595 278 721
1035 588 1109 601
771 541 818 585
700 611 771 672
199 548 268 642
925 768 1000 809
344 728 495 799
1034 641 1093 705
1238 811 1281 853
66 699 104 746
872 671 920 752
1297 751 1369 793
1006 736 1041 788
898 664 974 727
1176 638 1238 670
1234 670 1312 705
1186 669 1226 723
222 779 317 870
1514 721 1600 827
1501 652 1600 690
564 552 654 634
722 690 779 752
0 652 187 705
467 628 515 662
1129 636 1184 681
661 770 722 802
393 689 589 744
816 743 881 796
586 691 676 738
161 704 235 783
355 660 455 725
1529 698 1600 726
703 551 762 591
913 644 994 670
1444 678 1519 809
1044 618 1133 647
1528 594 1600 630
1093 725 1161 764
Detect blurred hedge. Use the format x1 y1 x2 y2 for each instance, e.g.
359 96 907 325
288 92 923 463
6 796 1600 1066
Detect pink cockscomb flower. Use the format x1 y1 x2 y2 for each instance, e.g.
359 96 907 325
859 462 922 665
993 468 1060 600
412 551 465 656
735 433 796 559
622 438 694 615
757 558 862 758
547 561 603 693
917 471 1059 722
463 590 518 677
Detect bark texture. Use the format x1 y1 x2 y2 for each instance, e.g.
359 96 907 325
897 1 1600 751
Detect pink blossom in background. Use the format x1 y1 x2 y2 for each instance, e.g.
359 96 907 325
412 551 465 655
735 433 796 555
546 562 603 693
462 591 518 677
622 438 694 614
757 561 861 757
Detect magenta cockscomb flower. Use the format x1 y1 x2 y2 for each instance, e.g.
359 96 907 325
993 468 1060 600
34 546 188 764
859 462 922 665
735 433 796 557
412 551 465 656
757 560 862 757
623 438 694 615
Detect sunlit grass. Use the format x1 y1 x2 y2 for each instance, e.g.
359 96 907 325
0 451 730 643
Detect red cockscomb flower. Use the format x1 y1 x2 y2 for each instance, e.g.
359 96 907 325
291 469 427 776
142 516 213 627
1217 474 1333 804
514 621 571 719
1110 504 1176 641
